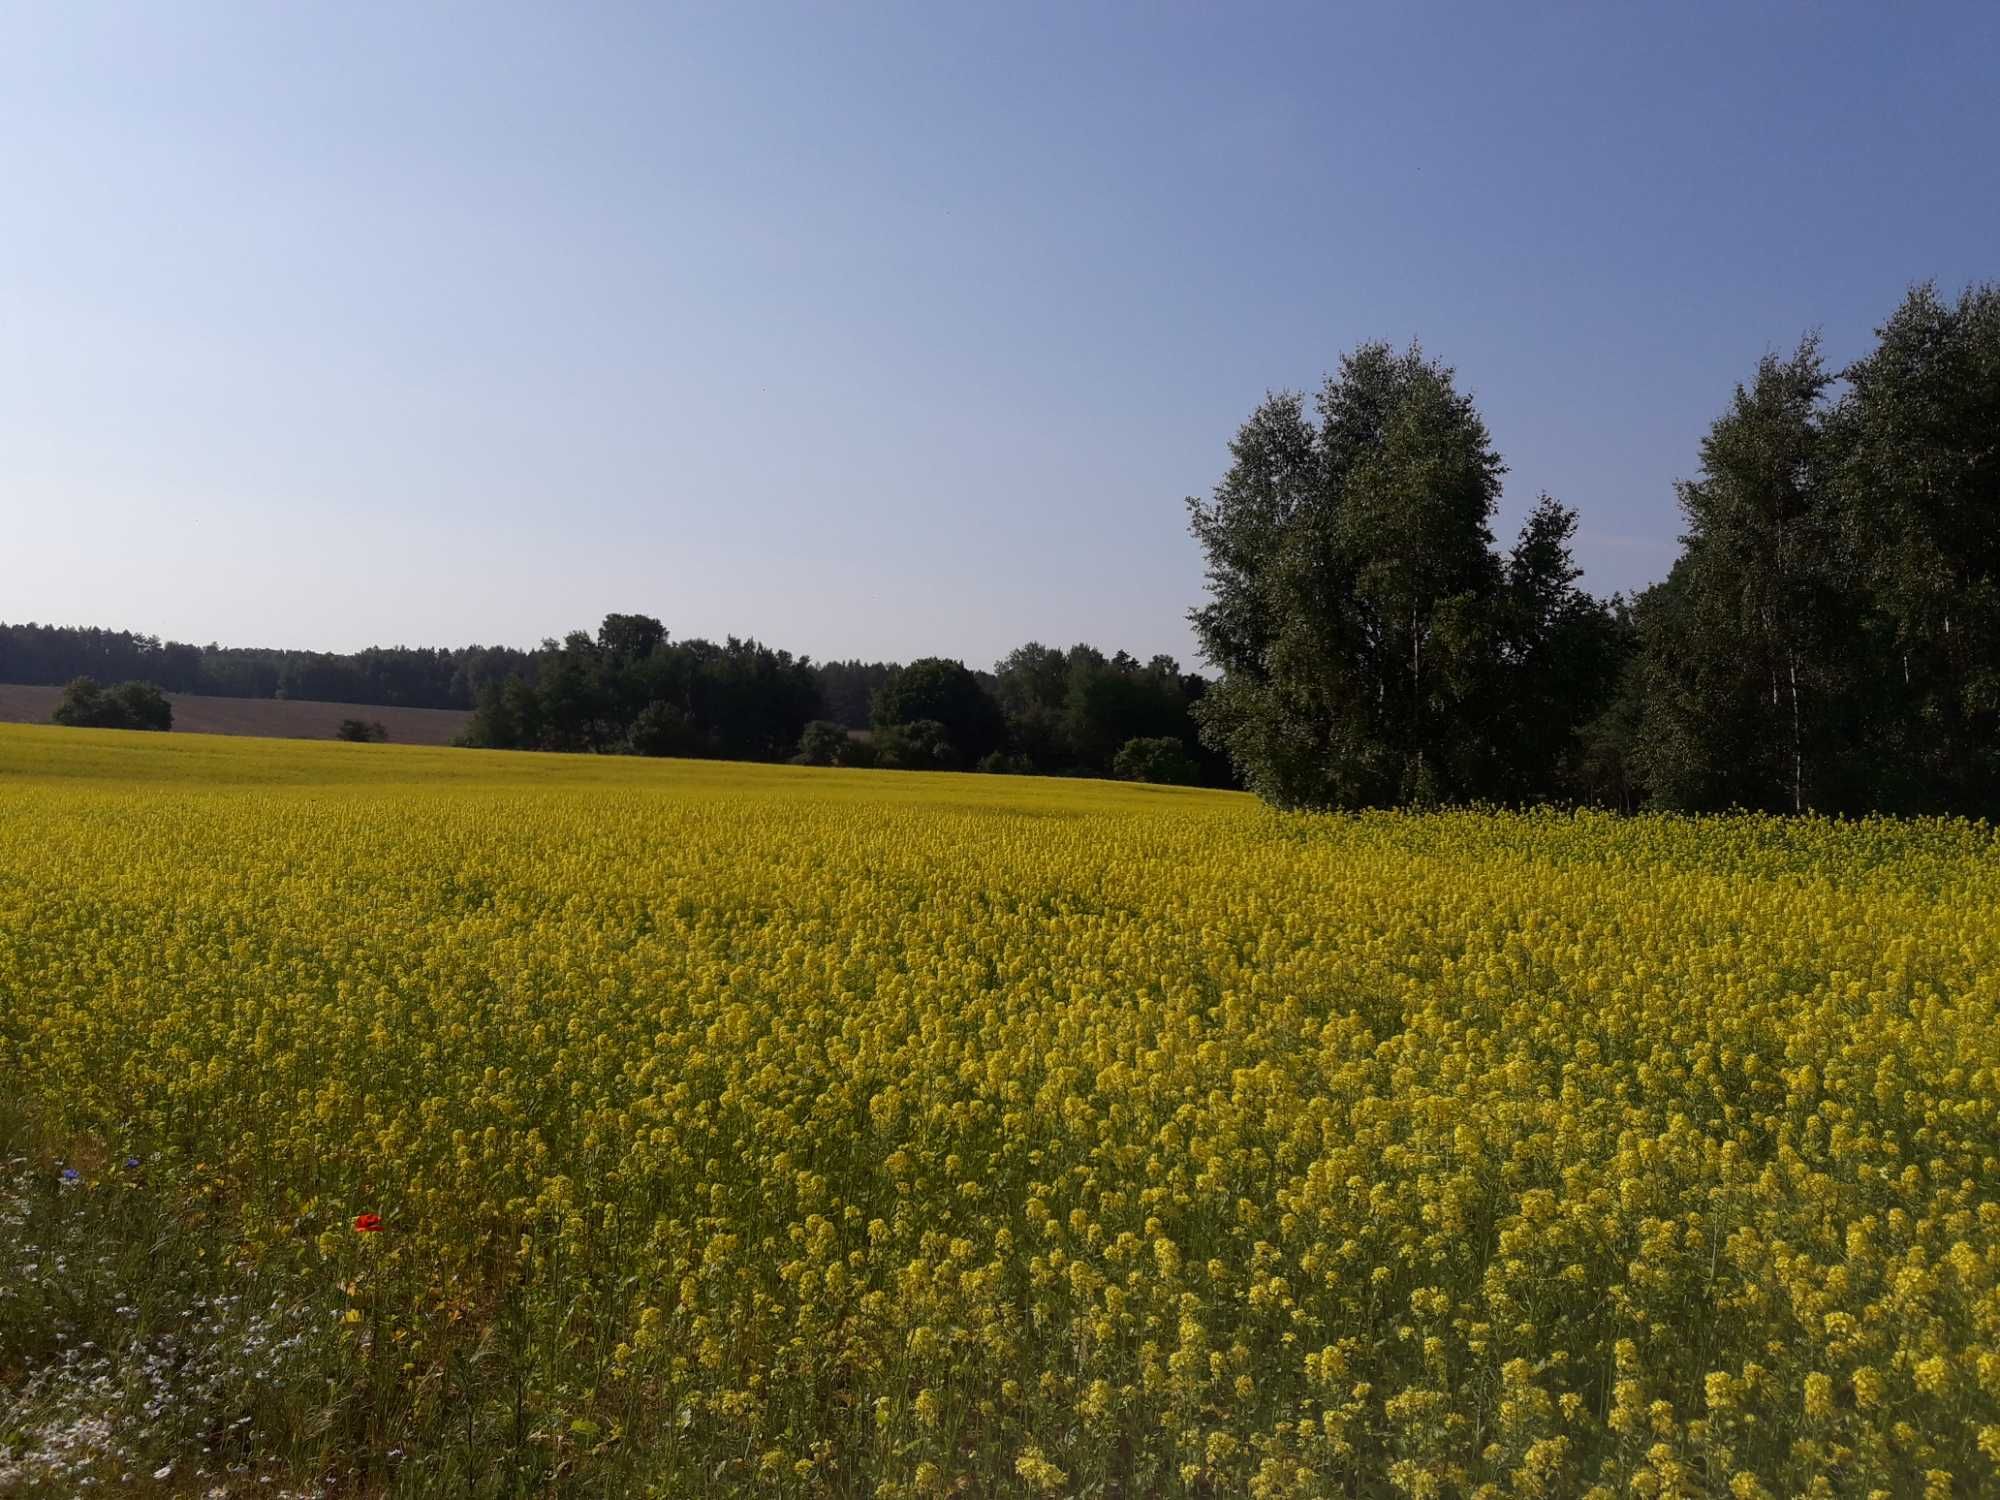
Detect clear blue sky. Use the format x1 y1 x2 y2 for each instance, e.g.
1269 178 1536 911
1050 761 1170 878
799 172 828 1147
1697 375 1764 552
4 3 1996 669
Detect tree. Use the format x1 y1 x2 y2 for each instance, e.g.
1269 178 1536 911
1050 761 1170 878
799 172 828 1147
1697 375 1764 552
1060 649 1192 776
49 677 173 731
1188 343 1510 808
458 680 517 749
976 749 1036 774
1633 339 1849 812
1829 282 2000 815
595 614 670 727
115 680 174 730
596 612 667 664
815 660 898 730
796 720 852 767
993 643 1229 783
536 633 613 752
50 676 110 728
1112 736 1198 785
1570 598 1646 811
992 643 1072 771
626 701 702 758
872 658 1004 767
697 637 822 760
1612 287 2000 818
454 621 821 763
872 719 956 770
459 677 546 750
1493 496 1628 801
334 718 387 743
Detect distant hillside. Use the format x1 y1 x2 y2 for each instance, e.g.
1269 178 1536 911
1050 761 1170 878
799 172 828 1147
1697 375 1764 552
0 683 470 746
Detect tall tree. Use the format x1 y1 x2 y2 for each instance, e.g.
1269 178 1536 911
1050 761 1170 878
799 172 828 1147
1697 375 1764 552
1493 496 1628 802
1189 344 1510 808
872 658 1005 767
815 660 899 730
597 612 667 664
1829 282 2000 814
1634 339 1848 812
1056 648 1183 775
992 643 1072 771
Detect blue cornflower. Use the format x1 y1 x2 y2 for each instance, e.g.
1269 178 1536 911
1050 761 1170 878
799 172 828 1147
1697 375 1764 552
60 1167 80 1183
124 1157 141 1170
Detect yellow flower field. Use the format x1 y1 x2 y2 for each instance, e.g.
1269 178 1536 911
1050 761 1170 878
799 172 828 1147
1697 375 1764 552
3 723 1999 1497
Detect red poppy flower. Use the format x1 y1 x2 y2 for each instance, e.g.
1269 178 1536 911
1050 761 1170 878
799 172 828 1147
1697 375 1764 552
353 1212 384 1233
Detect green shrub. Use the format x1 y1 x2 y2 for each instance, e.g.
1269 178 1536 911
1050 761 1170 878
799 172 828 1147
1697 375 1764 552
1112 735 1198 785
49 677 172 732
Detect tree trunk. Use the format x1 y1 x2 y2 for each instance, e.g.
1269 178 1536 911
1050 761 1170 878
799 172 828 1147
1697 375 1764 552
1800 652 1816 816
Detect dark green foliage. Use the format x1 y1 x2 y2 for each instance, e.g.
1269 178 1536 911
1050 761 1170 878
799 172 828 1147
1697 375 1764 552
21 604 1212 786
1112 736 1199 786
871 719 956 770
624 701 702 758
796 720 853 767
459 678 545 752
0 624 534 709
1631 340 1850 813
1493 498 1632 803
1061 651 1190 771
990 642 1227 784
334 718 388 743
9 617 1230 788
1829 283 2000 815
596 612 668 664
1189 343 1619 808
49 677 173 732
871 658 1004 767
1618 283 1999 818
1570 601 1646 813
991 643 1073 771
456 615 821 762
976 750 1037 774
815 660 896 730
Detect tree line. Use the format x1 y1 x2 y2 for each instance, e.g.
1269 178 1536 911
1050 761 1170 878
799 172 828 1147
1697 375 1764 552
457 618 1232 785
17 280 1989 809
8 617 1230 786
1190 281 1998 817
0 625 535 710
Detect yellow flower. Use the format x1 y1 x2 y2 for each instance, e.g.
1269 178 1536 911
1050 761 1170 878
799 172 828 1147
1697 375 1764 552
1014 1449 1067 1494
1853 1367 1885 1409
1914 1356 1950 1397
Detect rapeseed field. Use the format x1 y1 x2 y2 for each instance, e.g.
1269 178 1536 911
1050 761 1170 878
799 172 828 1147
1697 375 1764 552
3 722 1998 1497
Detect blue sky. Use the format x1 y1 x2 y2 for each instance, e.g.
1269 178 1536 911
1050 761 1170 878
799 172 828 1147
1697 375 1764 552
4 3 1996 668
